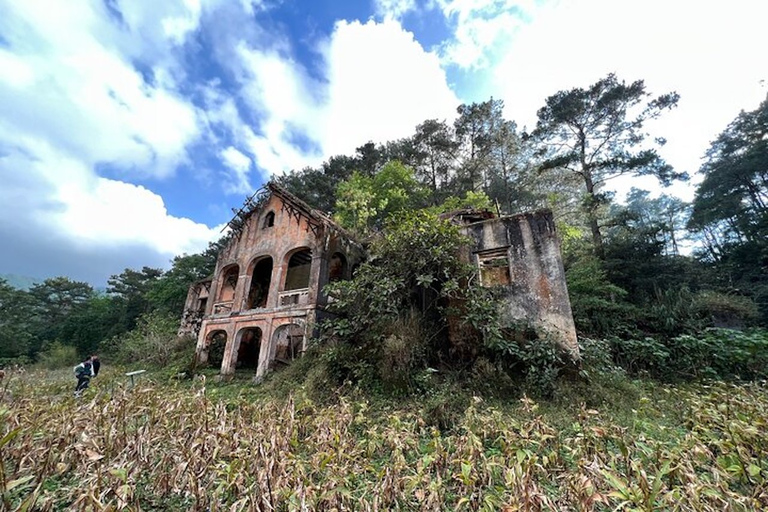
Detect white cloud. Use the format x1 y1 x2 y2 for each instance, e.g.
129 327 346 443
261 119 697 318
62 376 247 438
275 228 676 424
437 0 537 69
232 18 460 174
0 138 219 257
0 0 219 269
374 0 418 20
220 146 253 194
320 19 459 154
162 0 203 44
64 177 216 255
0 0 204 177
480 0 768 200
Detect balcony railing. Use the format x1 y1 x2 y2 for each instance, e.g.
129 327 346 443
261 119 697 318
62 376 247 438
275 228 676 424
279 288 309 307
212 301 233 315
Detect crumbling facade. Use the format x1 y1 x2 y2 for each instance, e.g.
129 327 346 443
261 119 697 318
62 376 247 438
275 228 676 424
181 185 579 379
450 209 579 358
180 183 363 379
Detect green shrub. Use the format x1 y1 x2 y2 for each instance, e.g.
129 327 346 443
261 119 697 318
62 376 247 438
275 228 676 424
693 291 759 328
665 328 768 379
0 356 31 368
609 336 670 375
36 342 78 370
379 313 428 392
421 385 470 431
578 337 621 376
321 340 380 390
469 357 517 397
161 335 198 378
608 328 768 381
566 256 637 337
516 337 564 398
101 312 183 368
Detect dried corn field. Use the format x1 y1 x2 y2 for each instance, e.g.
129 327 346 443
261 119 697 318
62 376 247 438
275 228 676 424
1 369 767 511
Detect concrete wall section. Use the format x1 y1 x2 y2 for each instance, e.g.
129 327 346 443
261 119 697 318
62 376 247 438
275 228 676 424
460 210 579 359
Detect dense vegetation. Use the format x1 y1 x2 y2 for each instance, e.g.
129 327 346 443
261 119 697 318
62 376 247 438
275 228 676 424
1 74 767 509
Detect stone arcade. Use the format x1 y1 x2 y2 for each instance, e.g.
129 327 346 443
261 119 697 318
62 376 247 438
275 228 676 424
180 183 579 379
180 183 364 379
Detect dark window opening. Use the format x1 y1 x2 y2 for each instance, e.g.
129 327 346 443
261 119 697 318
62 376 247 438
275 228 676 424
236 328 261 370
197 297 208 312
263 211 275 228
328 252 347 283
284 249 312 291
246 257 273 309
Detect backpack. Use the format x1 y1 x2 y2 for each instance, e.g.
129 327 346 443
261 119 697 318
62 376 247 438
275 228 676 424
74 363 90 379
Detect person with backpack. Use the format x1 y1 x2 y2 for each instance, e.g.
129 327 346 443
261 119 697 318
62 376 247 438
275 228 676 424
73 357 93 397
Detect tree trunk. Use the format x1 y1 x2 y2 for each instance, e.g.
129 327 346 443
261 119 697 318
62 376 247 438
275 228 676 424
583 173 604 257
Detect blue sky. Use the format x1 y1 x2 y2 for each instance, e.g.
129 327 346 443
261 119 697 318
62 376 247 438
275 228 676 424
0 0 766 285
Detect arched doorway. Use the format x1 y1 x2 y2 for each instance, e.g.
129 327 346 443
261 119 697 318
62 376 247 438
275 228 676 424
236 327 262 370
272 323 304 364
206 330 227 369
246 257 273 309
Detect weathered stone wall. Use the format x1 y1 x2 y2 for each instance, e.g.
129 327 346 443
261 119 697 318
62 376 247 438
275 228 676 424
193 193 364 379
459 210 579 359
178 279 211 337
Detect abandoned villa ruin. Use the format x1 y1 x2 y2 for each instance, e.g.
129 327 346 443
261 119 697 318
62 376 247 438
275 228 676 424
180 182 579 379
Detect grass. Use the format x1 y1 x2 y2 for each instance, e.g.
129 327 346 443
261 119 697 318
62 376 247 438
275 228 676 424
1 363 767 511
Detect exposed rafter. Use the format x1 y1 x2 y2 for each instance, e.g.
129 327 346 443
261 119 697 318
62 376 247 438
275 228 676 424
222 186 271 236
222 181 359 244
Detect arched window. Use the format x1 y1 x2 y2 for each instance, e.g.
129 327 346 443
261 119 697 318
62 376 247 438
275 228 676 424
263 211 275 228
328 252 347 283
246 257 273 309
284 249 312 291
217 265 239 303
236 327 262 370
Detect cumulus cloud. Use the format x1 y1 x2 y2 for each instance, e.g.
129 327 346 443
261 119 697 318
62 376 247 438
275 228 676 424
0 0 467 283
232 18 460 173
374 0 419 20
0 0 220 282
220 146 253 194
319 19 459 155
437 0 537 69
487 0 768 199
0 0 203 178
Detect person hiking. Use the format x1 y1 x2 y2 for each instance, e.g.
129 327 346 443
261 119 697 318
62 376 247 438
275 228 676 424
90 354 101 377
73 357 93 397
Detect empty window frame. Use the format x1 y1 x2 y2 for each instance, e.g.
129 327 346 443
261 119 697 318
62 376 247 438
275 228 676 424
328 252 347 283
218 265 239 302
284 249 312 291
477 248 511 287
263 211 275 228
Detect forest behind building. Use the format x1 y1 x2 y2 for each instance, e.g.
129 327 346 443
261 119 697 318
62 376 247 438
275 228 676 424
1 74 766 387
